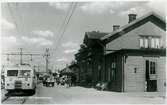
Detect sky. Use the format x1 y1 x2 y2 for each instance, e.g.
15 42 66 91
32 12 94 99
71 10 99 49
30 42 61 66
1 0 166 71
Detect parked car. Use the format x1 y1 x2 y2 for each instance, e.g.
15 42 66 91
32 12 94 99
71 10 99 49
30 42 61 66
46 76 55 87
42 75 49 86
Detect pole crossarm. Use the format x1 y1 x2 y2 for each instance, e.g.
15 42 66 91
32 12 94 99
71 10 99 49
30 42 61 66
2 53 42 56
1 48 43 64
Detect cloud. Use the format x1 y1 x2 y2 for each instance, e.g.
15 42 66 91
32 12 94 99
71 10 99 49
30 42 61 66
119 6 148 16
49 2 71 11
56 57 69 62
1 36 19 49
21 36 53 46
64 49 77 54
1 18 15 30
118 1 166 17
32 30 54 37
80 2 147 14
80 2 113 14
62 41 78 48
144 0 166 16
1 36 17 44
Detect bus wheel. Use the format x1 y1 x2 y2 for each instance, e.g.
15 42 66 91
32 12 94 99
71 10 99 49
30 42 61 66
30 90 36 95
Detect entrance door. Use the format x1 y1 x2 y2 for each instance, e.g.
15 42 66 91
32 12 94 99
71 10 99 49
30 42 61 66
145 60 157 92
147 80 157 92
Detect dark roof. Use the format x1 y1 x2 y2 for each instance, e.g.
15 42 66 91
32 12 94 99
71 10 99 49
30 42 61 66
86 31 109 39
101 12 166 43
68 63 78 68
106 49 166 56
82 31 109 47
61 67 73 73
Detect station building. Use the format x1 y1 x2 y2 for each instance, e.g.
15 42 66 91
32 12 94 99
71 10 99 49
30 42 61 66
75 12 166 92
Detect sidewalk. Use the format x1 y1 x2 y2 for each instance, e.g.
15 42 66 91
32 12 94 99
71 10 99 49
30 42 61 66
61 86 166 104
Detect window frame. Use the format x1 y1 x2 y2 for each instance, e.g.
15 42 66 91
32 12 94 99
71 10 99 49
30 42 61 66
111 62 116 81
7 70 18 76
139 38 144 48
150 61 156 74
139 35 161 49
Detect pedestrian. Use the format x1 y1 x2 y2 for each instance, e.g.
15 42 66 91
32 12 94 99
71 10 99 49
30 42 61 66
66 76 71 88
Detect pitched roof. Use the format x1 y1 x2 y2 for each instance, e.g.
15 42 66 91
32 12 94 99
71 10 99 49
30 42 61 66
101 12 166 43
86 31 109 39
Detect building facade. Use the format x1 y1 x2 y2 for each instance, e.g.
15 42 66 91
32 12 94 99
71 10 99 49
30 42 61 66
75 12 166 92
102 12 166 92
75 31 108 86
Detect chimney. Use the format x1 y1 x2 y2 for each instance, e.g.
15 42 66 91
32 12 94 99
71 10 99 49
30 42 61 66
128 14 137 23
113 25 120 31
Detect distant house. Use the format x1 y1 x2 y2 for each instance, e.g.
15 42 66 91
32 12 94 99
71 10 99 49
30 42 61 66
101 12 166 92
68 62 80 84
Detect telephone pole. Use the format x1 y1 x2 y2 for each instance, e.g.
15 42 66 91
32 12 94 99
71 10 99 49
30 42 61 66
44 48 50 73
20 48 23 64
2 48 41 65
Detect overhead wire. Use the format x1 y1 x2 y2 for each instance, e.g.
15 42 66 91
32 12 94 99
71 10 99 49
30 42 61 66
53 2 74 48
5 2 78 68
48 2 77 69
53 2 78 53
7 3 21 36
16 3 25 37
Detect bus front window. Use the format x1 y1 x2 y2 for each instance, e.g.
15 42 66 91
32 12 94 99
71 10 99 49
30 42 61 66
19 70 31 77
7 70 18 76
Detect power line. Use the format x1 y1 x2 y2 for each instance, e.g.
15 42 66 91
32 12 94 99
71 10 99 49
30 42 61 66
54 2 74 46
54 2 78 53
16 3 25 36
7 3 21 36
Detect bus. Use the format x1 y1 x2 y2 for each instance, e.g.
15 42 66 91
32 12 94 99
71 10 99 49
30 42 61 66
4 64 37 94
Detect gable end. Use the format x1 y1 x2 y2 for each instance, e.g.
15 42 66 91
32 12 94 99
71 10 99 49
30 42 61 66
103 15 166 44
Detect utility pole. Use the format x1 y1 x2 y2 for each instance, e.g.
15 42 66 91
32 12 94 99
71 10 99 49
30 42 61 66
2 48 41 65
20 48 23 64
38 64 40 73
43 48 50 73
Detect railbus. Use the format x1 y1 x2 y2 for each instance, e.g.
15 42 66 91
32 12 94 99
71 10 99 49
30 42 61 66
4 64 37 95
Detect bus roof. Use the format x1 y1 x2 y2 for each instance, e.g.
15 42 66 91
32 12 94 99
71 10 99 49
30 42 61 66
5 64 33 70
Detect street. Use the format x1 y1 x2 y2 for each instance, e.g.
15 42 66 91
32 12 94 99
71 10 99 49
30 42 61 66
1 82 166 104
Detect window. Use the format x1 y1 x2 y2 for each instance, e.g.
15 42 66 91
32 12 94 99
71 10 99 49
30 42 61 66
19 70 31 77
139 38 144 48
155 38 160 48
151 38 160 48
108 68 111 81
150 61 156 74
7 70 18 76
144 38 149 48
111 62 116 81
139 36 161 49
151 38 155 48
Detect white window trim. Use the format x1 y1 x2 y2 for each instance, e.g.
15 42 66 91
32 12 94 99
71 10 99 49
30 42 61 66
139 36 161 49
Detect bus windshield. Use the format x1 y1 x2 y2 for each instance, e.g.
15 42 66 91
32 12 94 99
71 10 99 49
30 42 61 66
19 70 31 77
7 70 18 76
